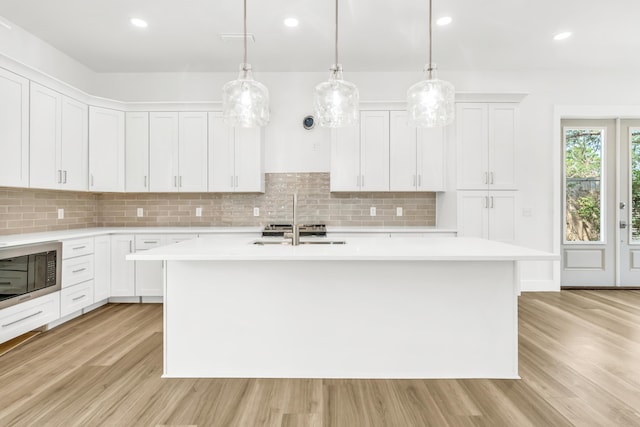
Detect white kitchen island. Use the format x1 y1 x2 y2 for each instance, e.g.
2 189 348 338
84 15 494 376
129 236 556 379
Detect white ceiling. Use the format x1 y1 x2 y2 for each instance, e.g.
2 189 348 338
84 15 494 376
0 0 638 73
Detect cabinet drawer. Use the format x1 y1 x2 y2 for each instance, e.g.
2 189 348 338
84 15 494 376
0 292 60 343
62 238 94 259
60 281 94 317
165 234 197 245
62 254 94 288
135 235 165 250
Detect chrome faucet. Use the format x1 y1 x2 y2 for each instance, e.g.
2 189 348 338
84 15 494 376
284 193 300 245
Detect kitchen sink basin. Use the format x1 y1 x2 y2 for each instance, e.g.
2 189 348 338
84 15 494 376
252 240 346 246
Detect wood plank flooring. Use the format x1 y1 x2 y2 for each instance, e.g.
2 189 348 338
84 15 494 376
0 290 639 426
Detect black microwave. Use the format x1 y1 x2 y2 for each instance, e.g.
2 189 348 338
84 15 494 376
0 242 62 310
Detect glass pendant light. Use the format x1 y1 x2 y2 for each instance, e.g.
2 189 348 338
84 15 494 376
313 0 359 128
406 0 455 127
222 0 270 127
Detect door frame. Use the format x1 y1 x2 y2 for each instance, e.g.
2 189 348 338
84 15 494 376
553 106 640 288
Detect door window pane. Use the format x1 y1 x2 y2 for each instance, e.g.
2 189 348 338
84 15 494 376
565 128 604 242
631 129 640 241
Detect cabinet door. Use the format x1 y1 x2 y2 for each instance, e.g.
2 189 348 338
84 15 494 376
110 235 135 297
149 112 179 192
208 112 235 192
94 235 111 302
488 104 517 190
390 111 417 191
330 125 360 191
488 191 517 243
417 126 445 191
135 259 163 296
60 96 88 191
457 191 489 239
125 112 150 192
178 112 208 192
0 68 29 188
234 126 264 192
89 106 125 192
30 82 61 190
456 103 489 190
360 111 390 191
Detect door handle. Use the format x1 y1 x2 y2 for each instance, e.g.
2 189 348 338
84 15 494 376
620 221 628 229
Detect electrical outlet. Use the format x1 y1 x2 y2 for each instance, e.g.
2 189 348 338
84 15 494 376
253 207 260 217
137 208 144 217
57 208 64 219
396 207 403 217
370 207 377 217
195 207 202 217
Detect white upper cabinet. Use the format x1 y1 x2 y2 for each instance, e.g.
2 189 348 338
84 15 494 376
60 96 88 191
178 112 208 192
89 106 126 192
0 68 29 188
389 111 445 192
29 82 61 190
208 112 264 193
456 103 518 190
149 112 208 192
30 82 88 191
125 112 150 192
331 111 390 192
149 112 179 192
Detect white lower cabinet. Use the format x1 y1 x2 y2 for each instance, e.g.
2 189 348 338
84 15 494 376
0 292 60 343
60 280 94 317
110 235 135 297
457 191 517 243
94 236 111 302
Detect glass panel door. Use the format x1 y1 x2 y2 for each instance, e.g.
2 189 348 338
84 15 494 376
618 120 640 286
561 119 616 287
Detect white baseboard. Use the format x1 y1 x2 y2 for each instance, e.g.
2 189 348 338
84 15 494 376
140 296 163 304
83 299 109 313
521 279 560 292
46 310 82 329
108 297 141 303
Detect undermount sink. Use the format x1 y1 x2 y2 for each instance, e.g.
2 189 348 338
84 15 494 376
252 240 346 246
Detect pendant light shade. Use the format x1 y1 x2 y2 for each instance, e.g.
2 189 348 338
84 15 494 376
222 0 270 128
313 0 359 128
406 0 455 127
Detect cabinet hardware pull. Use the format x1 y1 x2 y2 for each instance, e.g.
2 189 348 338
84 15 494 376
143 241 158 244
57 170 62 184
72 246 86 250
72 268 87 273
144 176 147 188
72 295 86 302
174 176 177 187
490 172 494 185
484 196 489 209
490 196 494 209
63 170 67 184
2 311 43 328
0 282 12 285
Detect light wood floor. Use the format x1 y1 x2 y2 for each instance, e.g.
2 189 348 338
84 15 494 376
1 291 639 426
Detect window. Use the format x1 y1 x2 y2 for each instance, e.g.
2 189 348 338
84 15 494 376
564 128 604 242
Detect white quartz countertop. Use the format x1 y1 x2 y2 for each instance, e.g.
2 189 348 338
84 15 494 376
128 235 557 262
0 227 261 247
0 226 455 248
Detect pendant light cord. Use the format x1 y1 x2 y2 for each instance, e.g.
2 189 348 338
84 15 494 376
243 0 248 70
428 0 433 78
335 0 339 67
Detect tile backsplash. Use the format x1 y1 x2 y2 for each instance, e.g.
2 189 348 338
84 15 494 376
1 173 436 234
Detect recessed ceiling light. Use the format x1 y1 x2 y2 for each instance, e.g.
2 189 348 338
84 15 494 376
436 16 452 26
554 31 572 41
284 17 299 28
130 18 148 28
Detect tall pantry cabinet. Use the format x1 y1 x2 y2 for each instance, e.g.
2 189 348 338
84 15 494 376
456 103 518 243
0 68 29 188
